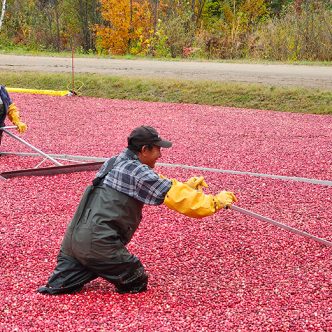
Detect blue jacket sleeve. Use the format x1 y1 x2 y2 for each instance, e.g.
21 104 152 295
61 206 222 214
0 85 13 110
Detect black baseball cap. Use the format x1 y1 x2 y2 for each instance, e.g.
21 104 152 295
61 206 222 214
128 126 172 148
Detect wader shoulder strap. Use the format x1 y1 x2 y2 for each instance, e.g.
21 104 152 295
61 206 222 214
73 157 117 225
92 157 117 186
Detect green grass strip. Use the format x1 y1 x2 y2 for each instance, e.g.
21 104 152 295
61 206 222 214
1 70 331 114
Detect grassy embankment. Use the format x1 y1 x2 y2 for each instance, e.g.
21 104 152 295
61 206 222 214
1 64 331 115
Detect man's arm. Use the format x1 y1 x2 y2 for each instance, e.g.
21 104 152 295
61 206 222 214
7 103 28 133
164 178 237 219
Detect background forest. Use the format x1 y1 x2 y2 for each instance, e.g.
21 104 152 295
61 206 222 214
0 0 331 61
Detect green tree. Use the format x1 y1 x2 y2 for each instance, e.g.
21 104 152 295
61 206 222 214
251 0 332 61
149 0 208 57
198 0 269 58
266 0 292 16
75 0 100 52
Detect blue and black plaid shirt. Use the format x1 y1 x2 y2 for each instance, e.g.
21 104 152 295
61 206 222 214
96 148 172 205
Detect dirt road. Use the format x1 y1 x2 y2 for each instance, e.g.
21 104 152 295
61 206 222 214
0 54 331 90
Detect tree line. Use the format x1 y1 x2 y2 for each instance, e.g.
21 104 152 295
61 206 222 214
0 0 331 61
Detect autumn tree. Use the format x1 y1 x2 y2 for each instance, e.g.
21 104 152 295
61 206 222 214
96 0 152 55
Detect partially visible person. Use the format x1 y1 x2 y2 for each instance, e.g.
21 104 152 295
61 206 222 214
0 85 27 143
37 126 237 295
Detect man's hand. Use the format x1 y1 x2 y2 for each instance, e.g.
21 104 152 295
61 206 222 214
16 121 27 133
215 191 238 209
185 176 208 191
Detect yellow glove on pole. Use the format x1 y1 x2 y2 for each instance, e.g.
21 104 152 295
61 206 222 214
215 191 238 209
7 104 27 133
185 176 208 191
164 179 237 219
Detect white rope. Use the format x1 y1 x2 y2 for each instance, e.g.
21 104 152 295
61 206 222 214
231 205 332 247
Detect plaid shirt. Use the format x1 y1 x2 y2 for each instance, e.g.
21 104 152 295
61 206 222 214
96 148 172 205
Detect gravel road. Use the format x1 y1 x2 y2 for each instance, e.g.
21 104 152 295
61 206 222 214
0 54 331 90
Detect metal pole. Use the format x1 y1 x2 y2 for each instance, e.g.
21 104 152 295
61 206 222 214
72 41 75 92
0 127 62 166
231 205 332 247
1 126 17 129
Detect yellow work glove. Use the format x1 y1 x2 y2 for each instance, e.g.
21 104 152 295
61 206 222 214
164 179 231 219
185 176 208 191
7 104 27 133
215 191 238 209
